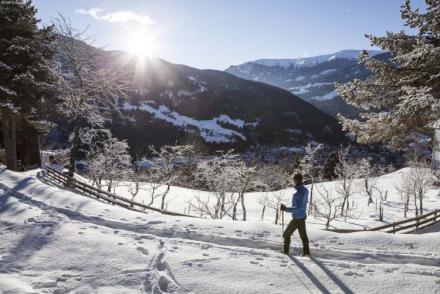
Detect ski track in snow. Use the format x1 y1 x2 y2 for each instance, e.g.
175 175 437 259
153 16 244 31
1 168 440 293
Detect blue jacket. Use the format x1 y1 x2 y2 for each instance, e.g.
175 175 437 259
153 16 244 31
285 185 308 219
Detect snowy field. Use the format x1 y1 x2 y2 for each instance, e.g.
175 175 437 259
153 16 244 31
1 166 440 293
83 168 440 231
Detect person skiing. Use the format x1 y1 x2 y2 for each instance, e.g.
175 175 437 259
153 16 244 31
280 172 310 256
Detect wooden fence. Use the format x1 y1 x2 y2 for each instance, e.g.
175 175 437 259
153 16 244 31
45 166 196 218
367 209 440 233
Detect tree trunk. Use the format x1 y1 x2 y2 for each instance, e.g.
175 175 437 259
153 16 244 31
274 209 279 225
68 121 81 177
161 184 171 210
419 193 423 216
308 182 314 215
240 193 246 221
107 179 112 192
261 205 266 220
340 197 347 216
232 203 237 220
414 194 419 217
2 112 18 171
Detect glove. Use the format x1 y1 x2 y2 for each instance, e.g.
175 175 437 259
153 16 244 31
280 204 287 211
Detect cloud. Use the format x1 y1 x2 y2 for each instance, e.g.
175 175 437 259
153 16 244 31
76 8 153 25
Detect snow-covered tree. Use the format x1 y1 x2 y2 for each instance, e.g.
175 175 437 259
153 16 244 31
230 161 262 221
408 160 433 216
0 0 57 171
300 143 320 214
53 15 130 177
336 0 440 148
192 151 238 219
82 130 131 192
81 128 111 189
147 145 189 210
335 148 359 216
358 157 376 206
258 165 291 224
314 185 342 229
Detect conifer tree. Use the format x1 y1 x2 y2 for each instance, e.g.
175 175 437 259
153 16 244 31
336 0 440 148
0 0 57 170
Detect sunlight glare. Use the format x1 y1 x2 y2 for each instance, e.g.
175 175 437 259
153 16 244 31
126 27 159 58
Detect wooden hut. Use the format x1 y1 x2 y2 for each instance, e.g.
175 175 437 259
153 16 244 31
0 114 48 170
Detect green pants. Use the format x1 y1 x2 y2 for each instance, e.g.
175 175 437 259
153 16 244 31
283 218 310 255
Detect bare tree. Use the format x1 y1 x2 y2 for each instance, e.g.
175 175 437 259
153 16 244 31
314 185 342 229
335 147 359 216
258 193 270 220
231 161 262 221
147 145 197 210
396 171 412 218
192 150 238 219
53 15 130 177
258 165 291 224
358 157 376 206
300 142 320 215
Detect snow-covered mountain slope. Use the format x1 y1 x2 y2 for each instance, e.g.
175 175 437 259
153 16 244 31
226 50 388 118
49 44 347 151
1 166 440 293
253 50 382 69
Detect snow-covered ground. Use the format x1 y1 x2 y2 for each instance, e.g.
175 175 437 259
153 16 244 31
1 166 440 293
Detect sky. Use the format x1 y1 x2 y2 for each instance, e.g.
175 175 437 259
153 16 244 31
32 0 423 70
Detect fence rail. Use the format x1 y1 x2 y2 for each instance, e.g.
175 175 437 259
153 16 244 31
45 166 196 218
367 209 440 234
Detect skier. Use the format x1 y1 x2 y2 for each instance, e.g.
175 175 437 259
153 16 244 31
280 172 310 256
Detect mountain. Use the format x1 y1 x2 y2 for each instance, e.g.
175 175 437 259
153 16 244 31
107 53 347 150
225 50 383 118
49 44 347 152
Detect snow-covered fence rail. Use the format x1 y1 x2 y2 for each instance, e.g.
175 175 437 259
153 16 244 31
368 209 440 234
45 166 197 218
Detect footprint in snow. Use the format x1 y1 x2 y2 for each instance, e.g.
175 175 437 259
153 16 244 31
201 244 211 250
250 261 259 265
136 246 149 256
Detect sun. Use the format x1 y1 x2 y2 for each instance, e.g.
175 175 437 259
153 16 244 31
126 28 159 58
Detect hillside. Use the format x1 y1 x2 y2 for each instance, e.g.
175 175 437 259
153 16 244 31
226 50 385 118
1 166 440 293
49 47 347 151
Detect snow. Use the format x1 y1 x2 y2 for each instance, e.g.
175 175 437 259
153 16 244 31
253 50 383 69
0 85 17 96
1 166 440 293
318 69 337 76
122 101 247 143
289 83 332 95
312 90 338 101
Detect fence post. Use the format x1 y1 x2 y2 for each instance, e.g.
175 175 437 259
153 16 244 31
416 217 419 230
392 223 395 234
